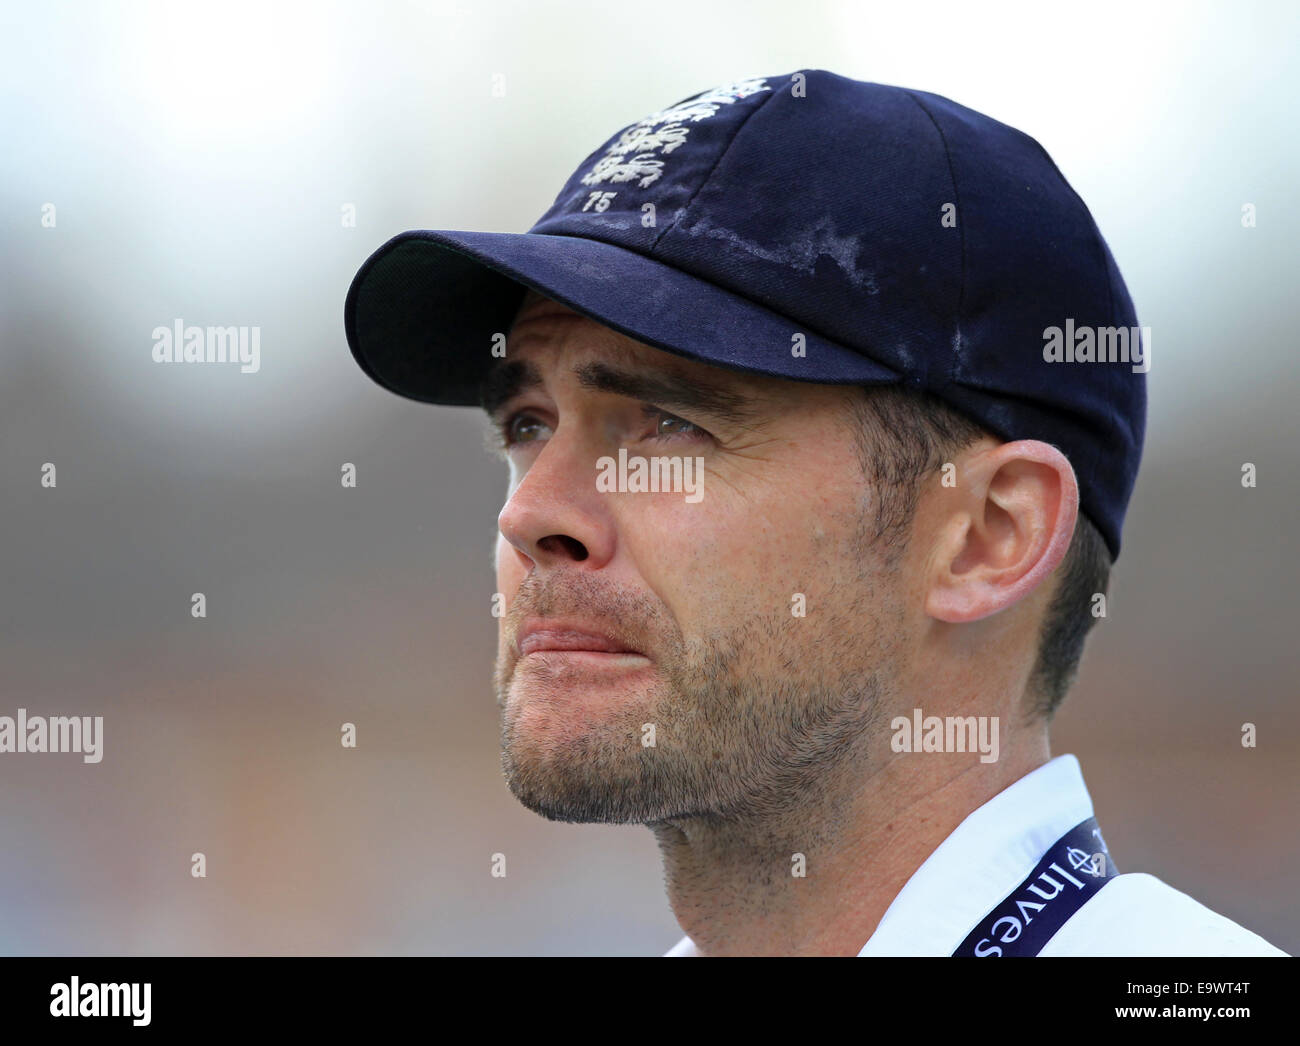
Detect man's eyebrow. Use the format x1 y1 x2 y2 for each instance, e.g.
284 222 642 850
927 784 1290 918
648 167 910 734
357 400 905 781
479 359 541 420
478 358 763 426
573 361 760 425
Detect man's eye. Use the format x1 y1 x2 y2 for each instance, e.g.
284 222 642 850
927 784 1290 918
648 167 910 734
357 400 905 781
652 411 706 440
501 412 549 446
495 406 709 450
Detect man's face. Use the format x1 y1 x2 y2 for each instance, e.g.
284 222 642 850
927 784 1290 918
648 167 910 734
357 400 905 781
489 291 910 825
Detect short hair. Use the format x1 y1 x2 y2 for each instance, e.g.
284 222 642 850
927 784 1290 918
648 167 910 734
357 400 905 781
843 384 1112 721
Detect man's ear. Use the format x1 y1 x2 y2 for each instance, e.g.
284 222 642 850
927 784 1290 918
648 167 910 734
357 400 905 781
925 440 1079 624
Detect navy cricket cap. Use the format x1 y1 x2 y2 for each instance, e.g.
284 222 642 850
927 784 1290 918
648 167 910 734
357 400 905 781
345 69 1146 558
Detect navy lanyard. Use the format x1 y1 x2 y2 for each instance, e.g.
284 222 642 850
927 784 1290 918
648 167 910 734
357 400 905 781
952 817 1117 957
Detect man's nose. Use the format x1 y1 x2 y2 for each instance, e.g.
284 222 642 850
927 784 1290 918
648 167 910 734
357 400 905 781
496 431 616 570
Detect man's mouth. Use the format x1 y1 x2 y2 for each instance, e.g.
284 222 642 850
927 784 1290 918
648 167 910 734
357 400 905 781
516 619 649 662
507 619 656 701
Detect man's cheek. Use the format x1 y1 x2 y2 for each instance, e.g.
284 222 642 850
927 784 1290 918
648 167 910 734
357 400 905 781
703 524 797 596
641 528 759 628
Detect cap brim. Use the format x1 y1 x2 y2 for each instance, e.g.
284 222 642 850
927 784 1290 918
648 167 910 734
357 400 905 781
344 229 900 406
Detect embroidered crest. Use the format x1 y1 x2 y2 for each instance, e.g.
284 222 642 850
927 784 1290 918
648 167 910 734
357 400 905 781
579 77 771 190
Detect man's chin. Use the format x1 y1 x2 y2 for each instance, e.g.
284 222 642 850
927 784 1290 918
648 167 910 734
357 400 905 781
502 762 666 824
503 775 633 824
499 721 696 825
495 662 712 823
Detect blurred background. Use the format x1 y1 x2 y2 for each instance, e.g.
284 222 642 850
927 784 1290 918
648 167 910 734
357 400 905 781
1 0 1297 955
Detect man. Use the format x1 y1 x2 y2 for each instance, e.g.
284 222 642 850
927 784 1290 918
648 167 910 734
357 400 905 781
344 70 1286 956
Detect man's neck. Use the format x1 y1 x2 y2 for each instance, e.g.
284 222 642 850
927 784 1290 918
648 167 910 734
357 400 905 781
650 741 1050 956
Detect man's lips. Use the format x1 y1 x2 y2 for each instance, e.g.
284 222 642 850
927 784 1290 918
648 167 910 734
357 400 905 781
516 621 644 658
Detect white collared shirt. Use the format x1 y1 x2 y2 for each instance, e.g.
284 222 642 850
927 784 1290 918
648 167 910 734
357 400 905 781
664 754 1287 956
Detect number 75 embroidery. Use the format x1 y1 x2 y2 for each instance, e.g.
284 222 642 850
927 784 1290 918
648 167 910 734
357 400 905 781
582 191 617 212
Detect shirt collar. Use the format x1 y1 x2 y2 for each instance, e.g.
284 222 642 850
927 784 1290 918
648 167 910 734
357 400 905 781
664 754 1095 956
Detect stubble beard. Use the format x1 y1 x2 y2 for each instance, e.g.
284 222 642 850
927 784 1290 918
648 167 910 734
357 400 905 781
494 555 899 828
